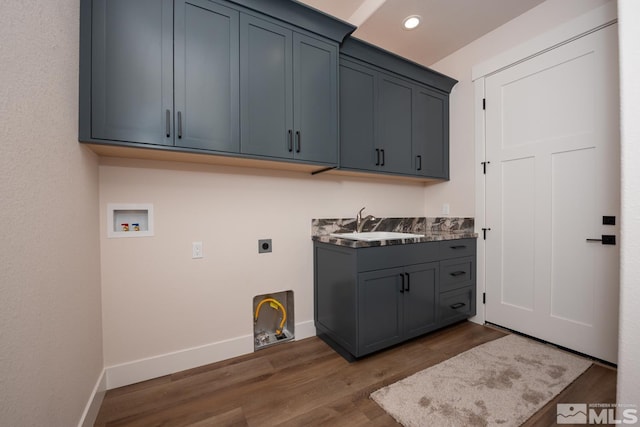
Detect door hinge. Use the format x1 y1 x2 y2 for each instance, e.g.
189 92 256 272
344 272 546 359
482 292 486 304
482 98 486 110
482 227 491 240
481 161 490 174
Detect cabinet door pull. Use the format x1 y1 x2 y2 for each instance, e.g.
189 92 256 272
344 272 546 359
375 149 380 166
177 111 183 139
399 274 405 293
295 131 301 153
450 302 466 309
450 271 467 277
405 273 410 292
450 245 466 250
416 155 422 171
165 110 171 138
288 130 293 152
380 149 385 166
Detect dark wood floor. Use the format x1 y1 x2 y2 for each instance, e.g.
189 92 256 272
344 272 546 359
94 322 616 426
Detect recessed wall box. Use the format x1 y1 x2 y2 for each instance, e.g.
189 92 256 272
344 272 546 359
107 203 154 238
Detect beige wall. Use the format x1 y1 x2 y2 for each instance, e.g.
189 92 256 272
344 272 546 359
424 0 611 217
99 159 425 367
617 0 640 409
0 0 103 426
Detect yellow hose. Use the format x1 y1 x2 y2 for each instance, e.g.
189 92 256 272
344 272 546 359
254 297 287 335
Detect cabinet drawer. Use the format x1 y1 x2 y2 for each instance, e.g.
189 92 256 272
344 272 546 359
357 242 439 272
439 238 475 259
438 286 474 324
440 256 474 292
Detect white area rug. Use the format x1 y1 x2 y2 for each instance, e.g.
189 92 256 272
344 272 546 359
371 334 591 427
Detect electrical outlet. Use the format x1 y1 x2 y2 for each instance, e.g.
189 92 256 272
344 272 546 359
442 203 450 215
258 239 272 254
192 241 203 259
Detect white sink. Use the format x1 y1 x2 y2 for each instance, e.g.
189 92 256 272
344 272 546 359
329 231 424 241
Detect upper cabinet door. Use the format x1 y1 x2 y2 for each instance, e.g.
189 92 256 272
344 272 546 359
174 0 239 152
293 34 338 164
413 87 449 179
240 15 293 159
91 0 173 145
339 59 378 171
378 73 413 174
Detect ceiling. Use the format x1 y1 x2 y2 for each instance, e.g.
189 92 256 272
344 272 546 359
298 0 547 66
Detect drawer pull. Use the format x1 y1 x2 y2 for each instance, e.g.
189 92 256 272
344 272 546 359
405 273 410 292
399 274 405 293
450 245 466 250
450 302 466 310
450 271 467 277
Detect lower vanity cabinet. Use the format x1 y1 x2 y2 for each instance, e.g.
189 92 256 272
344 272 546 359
313 238 476 359
358 262 438 355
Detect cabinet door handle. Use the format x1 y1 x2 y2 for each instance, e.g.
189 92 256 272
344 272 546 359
177 111 183 139
380 149 385 166
399 274 405 293
405 273 410 292
165 109 171 138
375 149 380 166
416 155 422 171
450 271 467 277
450 245 466 250
450 302 466 309
295 131 301 153
288 130 293 152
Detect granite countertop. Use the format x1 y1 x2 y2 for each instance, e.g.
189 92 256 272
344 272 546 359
312 217 478 248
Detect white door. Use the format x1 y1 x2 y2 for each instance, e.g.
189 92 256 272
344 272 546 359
484 24 620 363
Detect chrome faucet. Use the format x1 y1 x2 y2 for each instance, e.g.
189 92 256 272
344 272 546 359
356 207 377 233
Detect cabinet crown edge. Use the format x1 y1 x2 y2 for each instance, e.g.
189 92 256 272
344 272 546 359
340 37 458 93
228 0 356 43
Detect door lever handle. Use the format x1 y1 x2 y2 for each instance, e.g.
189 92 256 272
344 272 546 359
586 235 616 245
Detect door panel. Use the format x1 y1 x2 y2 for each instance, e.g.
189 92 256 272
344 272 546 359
339 59 377 170
485 25 619 363
174 0 239 152
413 87 449 178
551 147 597 326
378 73 413 174
500 156 535 311
91 0 173 145
240 15 293 158
293 34 338 163
404 263 438 339
358 268 404 354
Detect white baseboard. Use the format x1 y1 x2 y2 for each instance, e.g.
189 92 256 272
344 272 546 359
78 369 106 427
106 320 316 390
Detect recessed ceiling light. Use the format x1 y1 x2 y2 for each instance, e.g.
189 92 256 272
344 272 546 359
402 15 421 30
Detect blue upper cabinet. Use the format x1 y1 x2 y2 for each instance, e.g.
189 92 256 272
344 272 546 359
240 14 338 165
79 0 353 169
87 0 239 152
89 0 173 146
239 15 293 159
174 0 240 152
339 58 377 171
377 72 414 174
293 34 338 164
413 86 450 179
339 38 457 180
